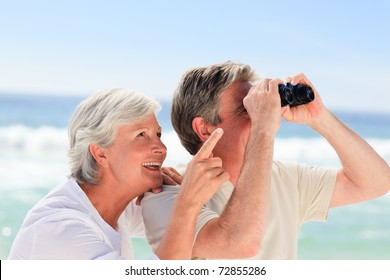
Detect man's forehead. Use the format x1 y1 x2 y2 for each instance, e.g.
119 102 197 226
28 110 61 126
222 81 251 100
218 82 251 115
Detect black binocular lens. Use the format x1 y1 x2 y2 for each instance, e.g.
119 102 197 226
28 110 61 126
278 83 315 107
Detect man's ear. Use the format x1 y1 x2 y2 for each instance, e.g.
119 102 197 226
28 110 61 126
89 144 108 167
192 117 211 142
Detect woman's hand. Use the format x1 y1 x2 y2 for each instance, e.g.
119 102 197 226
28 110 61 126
162 167 183 185
135 186 162 205
179 128 230 208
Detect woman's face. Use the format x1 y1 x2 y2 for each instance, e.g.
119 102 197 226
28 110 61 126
103 113 167 194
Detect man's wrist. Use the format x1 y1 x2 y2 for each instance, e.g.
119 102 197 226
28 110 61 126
308 108 335 135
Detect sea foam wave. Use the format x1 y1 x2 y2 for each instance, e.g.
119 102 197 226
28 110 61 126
0 125 68 158
274 137 390 167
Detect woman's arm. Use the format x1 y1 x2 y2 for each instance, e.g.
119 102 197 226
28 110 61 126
156 128 230 259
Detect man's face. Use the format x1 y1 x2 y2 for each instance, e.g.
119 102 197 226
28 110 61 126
209 81 252 185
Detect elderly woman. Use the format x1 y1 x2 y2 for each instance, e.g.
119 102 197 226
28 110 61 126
8 88 229 259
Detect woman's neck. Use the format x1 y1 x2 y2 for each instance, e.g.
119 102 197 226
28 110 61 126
79 181 137 230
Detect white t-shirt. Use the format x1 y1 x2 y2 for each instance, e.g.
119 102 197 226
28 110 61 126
142 161 338 259
8 178 144 260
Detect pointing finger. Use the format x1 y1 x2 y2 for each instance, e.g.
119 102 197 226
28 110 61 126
194 128 223 160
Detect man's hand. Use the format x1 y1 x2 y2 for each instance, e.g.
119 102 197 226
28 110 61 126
244 78 284 137
282 73 325 124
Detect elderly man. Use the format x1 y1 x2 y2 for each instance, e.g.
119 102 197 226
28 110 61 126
142 61 390 259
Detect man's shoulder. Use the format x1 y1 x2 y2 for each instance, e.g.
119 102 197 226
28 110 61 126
142 185 180 206
272 160 299 177
141 185 181 251
272 160 298 170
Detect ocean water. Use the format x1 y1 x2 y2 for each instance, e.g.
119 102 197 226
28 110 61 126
0 93 389 260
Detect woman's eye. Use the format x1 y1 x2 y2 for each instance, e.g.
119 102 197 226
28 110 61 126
137 132 145 137
157 132 162 138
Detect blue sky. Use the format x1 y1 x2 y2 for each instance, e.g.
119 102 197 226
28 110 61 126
0 0 389 112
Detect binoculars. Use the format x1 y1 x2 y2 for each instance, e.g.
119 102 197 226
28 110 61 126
278 83 315 107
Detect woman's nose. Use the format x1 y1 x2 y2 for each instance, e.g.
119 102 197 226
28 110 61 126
153 138 167 154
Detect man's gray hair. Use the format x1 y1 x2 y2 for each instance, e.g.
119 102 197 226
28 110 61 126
171 61 258 155
68 88 160 185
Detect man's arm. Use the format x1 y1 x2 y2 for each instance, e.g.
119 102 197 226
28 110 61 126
284 73 390 208
310 110 390 207
192 78 284 259
192 134 273 258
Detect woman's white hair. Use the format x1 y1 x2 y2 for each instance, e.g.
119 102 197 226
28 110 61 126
68 88 160 185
